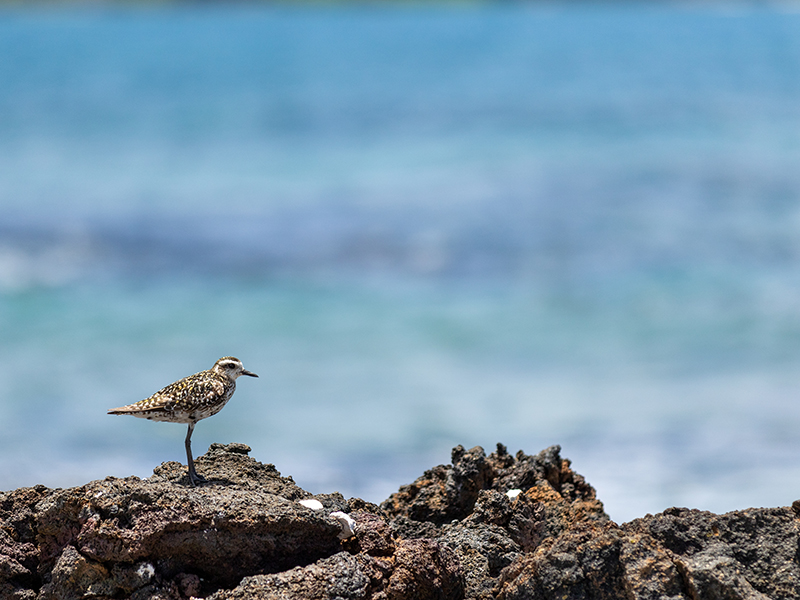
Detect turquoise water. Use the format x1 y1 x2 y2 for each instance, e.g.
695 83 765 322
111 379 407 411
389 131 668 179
2 4 800 522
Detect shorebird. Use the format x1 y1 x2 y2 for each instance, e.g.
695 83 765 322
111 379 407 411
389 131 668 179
108 357 258 486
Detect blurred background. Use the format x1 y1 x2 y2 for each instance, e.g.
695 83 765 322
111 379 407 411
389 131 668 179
2 3 800 524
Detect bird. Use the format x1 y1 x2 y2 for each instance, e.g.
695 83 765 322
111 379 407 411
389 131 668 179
108 356 258 486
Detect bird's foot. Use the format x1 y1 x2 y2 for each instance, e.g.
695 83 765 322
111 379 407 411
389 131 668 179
188 470 207 487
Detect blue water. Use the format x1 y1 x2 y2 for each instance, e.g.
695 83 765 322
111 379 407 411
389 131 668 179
2 4 800 523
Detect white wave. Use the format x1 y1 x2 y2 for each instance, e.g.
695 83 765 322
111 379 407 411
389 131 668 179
0 239 97 292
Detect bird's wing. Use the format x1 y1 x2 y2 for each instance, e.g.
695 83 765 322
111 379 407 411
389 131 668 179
108 372 225 414
155 374 226 410
183 377 227 407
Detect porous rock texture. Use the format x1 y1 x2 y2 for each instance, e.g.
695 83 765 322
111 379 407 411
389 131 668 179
2 441 800 599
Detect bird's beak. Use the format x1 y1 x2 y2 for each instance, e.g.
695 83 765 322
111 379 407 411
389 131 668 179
242 369 259 378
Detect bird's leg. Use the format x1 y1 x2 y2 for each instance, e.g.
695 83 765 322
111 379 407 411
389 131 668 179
185 421 206 486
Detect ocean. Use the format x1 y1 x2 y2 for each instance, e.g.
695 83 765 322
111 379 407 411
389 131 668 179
2 3 800 523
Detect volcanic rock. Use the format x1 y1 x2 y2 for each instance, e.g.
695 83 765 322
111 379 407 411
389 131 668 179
2 441 800 600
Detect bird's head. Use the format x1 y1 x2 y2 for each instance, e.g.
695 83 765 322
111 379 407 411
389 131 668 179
213 357 259 380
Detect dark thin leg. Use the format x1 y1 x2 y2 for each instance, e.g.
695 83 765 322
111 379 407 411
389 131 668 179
185 421 205 486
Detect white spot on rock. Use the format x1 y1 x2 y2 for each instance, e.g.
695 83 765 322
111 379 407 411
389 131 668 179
136 562 155 582
298 499 324 511
506 489 522 499
329 511 356 540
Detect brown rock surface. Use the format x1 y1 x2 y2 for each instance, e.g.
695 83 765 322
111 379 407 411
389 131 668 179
2 441 800 599
380 443 800 600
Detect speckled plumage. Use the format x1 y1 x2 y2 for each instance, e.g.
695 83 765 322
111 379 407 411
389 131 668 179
108 357 258 486
110 362 237 423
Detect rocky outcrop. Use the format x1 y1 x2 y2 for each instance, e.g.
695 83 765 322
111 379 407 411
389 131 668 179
0 443 463 600
2 441 800 599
